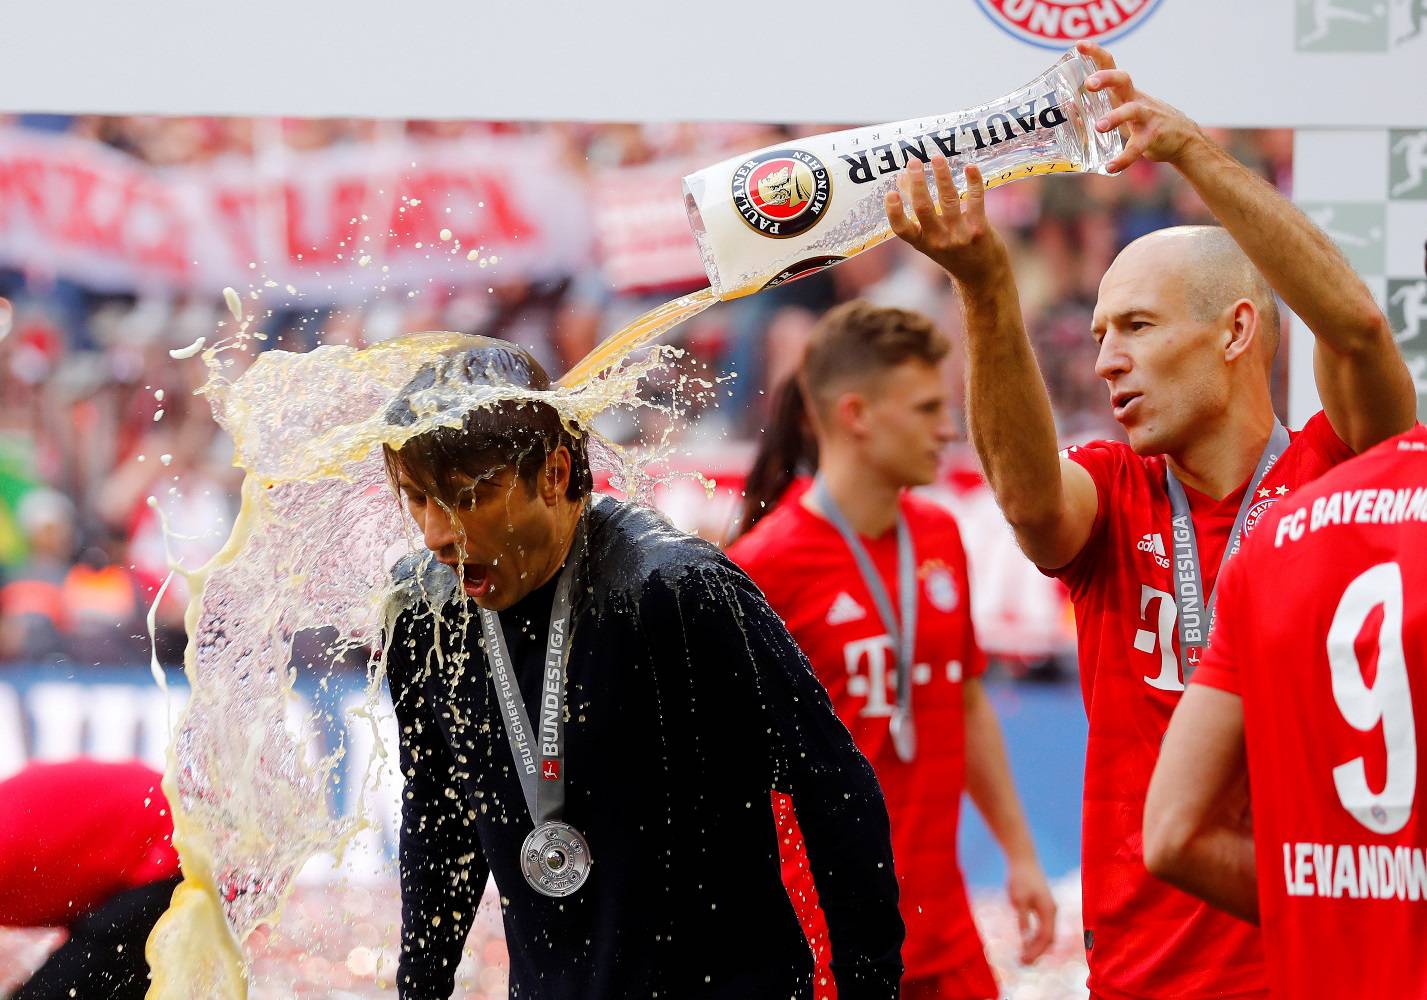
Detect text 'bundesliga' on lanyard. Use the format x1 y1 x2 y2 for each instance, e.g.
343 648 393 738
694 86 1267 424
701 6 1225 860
478 513 592 898
811 476 919 763
1163 421 1289 681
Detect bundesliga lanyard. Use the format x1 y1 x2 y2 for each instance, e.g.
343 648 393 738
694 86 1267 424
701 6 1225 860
1163 421 1289 680
811 476 919 762
478 514 592 897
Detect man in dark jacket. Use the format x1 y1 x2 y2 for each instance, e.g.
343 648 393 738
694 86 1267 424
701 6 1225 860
382 337 903 1000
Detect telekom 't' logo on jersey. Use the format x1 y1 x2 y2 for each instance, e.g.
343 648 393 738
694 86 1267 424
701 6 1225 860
843 636 963 716
1135 585 1184 691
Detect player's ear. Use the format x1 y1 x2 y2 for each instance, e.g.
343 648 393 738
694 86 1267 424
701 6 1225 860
540 448 571 504
832 391 869 438
1223 299 1257 364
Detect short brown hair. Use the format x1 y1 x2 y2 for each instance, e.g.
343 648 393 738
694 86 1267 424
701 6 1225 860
381 338 592 506
800 300 950 415
732 301 949 539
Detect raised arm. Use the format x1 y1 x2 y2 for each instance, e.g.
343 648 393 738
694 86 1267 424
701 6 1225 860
387 614 486 1000
1080 41 1416 452
886 157 1098 570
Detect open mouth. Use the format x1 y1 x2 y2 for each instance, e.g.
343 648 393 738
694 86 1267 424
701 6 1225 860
1111 391 1142 422
447 562 491 599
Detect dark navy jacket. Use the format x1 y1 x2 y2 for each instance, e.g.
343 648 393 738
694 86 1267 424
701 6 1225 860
387 498 903 999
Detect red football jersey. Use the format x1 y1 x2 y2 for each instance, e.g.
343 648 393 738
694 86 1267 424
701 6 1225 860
1194 425 1427 999
0 759 178 927
729 484 994 994
1051 411 1354 999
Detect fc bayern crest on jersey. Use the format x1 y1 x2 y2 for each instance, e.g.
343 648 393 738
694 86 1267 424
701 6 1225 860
731 149 832 239
925 566 960 613
972 0 1166 50
1242 497 1278 536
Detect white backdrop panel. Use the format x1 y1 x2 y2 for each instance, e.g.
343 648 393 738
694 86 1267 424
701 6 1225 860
0 1 1423 126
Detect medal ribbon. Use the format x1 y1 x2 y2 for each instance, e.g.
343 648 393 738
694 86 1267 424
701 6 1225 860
811 476 918 755
1163 421 1289 680
479 516 585 827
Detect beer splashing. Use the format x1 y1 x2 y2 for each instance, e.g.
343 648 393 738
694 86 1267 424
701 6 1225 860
144 290 716 997
557 287 715 388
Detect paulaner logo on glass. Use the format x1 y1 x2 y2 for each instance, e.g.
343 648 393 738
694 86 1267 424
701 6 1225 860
731 148 833 239
833 93 1069 185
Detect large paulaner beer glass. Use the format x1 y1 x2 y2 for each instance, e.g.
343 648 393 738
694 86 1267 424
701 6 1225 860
683 48 1123 300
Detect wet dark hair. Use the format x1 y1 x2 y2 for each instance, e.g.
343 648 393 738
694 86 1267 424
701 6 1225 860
381 337 592 506
731 301 948 540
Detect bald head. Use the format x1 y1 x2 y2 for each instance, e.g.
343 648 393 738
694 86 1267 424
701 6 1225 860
1115 226 1281 364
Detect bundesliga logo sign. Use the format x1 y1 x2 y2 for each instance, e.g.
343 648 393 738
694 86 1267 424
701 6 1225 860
973 0 1165 49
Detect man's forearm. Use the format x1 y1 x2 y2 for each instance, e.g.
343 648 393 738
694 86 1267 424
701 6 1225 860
1175 138 1385 352
395 780 482 999
963 679 1037 865
960 273 1066 536
1150 822 1259 924
389 646 481 1000
397 842 482 999
1175 137 1415 448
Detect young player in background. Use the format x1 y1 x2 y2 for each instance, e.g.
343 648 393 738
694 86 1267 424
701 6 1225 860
728 301 1055 1000
1146 424 1427 998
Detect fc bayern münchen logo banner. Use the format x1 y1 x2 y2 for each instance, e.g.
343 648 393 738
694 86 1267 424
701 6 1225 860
972 0 1166 50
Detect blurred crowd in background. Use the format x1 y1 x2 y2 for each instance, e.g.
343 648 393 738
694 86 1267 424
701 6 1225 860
0 112 1294 669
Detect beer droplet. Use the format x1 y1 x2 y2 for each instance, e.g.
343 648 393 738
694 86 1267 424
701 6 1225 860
223 287 243 323
439 228 453 241
169 337 205 359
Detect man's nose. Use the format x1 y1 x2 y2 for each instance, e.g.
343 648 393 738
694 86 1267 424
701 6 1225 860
1094 333 1131 381
935 413 958 444
420 506 460 554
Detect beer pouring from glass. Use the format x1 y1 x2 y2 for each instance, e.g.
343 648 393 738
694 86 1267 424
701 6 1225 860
682 48 1124 301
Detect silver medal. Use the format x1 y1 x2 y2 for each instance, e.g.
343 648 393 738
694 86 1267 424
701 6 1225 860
521 821 593 897
889 708 917 763
482 516 594 898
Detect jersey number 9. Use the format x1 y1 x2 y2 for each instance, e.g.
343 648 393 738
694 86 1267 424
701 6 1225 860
1327 562 1417 836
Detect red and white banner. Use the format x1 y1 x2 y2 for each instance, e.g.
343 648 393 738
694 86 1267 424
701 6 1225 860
0 128 600 303
590 156 709 294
